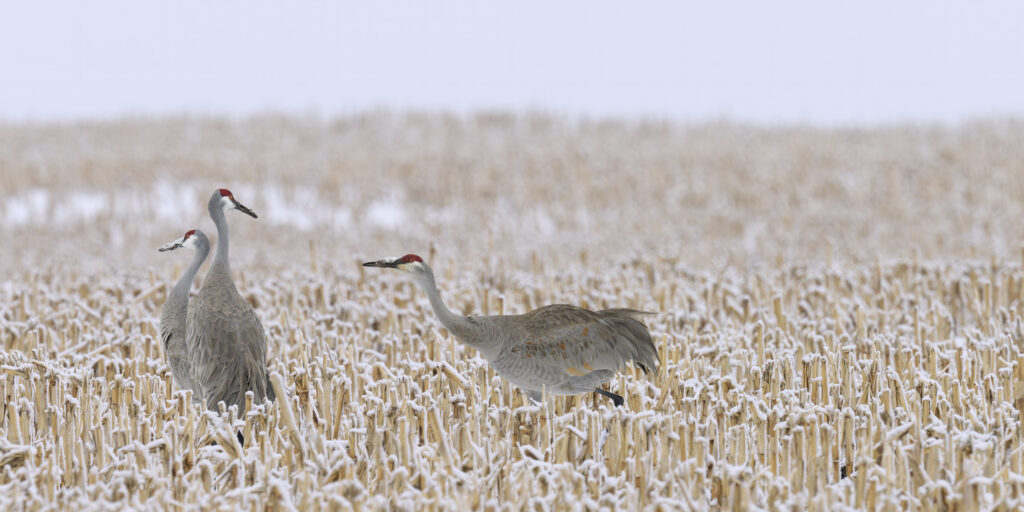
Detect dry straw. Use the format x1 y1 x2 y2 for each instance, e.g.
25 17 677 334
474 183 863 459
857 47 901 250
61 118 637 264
1 114 1024 509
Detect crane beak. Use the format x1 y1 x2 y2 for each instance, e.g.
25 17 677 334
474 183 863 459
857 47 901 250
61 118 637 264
232 198 258 219
363 258 399 269
158 240 184 252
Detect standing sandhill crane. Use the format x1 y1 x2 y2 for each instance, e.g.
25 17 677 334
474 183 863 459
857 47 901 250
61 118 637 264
363 254 659 406
158 228 209 399
187 189 274 421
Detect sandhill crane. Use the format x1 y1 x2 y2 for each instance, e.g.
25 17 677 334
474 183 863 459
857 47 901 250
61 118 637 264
158 228 208 400
187 189 274 423
363 254 659 406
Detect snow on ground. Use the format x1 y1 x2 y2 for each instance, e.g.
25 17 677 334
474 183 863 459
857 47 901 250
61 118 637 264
1 181 356 233
1 114 1024 509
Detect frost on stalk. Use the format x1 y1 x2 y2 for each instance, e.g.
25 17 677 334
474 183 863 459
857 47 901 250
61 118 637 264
2 117 1024 509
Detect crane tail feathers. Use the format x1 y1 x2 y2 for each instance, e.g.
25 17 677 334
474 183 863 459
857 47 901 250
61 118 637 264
599 312 661 376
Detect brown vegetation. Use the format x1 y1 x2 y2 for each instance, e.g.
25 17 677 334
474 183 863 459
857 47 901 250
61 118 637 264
1 114 1023 509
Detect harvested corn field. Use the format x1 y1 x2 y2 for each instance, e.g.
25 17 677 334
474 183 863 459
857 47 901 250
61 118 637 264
2 114 1024 509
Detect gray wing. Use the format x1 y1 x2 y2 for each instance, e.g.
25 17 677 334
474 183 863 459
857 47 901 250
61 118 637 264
517 304 607 331
511 305 660 376
186 300 270 411
160 299 197 395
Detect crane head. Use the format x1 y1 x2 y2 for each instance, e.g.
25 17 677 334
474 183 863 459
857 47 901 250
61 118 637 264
159 229 199 252
363 254 426 273
217 188 258 219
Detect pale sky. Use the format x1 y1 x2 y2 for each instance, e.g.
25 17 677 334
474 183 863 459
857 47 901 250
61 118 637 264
1 1 1022 124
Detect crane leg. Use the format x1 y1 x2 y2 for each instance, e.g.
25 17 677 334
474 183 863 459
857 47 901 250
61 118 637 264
594 388 624 407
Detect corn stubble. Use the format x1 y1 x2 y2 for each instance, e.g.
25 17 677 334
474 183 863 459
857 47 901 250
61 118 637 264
3 257 1023 509
1 115 1024 510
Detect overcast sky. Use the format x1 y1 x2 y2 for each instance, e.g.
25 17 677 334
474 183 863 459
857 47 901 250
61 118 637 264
2 1 1022 125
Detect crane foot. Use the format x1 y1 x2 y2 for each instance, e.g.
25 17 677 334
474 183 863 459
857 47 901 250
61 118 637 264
594 388 624 407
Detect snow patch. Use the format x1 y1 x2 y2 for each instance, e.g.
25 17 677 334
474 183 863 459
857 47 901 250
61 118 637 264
365 198 407 230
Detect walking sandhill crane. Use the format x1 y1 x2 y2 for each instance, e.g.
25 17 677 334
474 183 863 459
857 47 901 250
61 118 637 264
187 189 274 422
158 228 208 399
363 254 660 406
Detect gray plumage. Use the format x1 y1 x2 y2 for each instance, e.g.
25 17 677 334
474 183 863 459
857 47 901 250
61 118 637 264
186 189 274 414
363 254 659 406
158 229 209 400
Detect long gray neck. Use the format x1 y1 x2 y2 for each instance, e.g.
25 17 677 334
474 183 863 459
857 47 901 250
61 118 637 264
170 238 209 306
209 197 230 274
416 265 494 356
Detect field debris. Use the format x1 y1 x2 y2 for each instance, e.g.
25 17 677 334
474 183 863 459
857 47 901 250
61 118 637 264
2 114 1024 509
3 256 1024 509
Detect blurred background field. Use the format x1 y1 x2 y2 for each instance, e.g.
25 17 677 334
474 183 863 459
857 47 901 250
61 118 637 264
3 114 1024 273
2 115 1024 509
